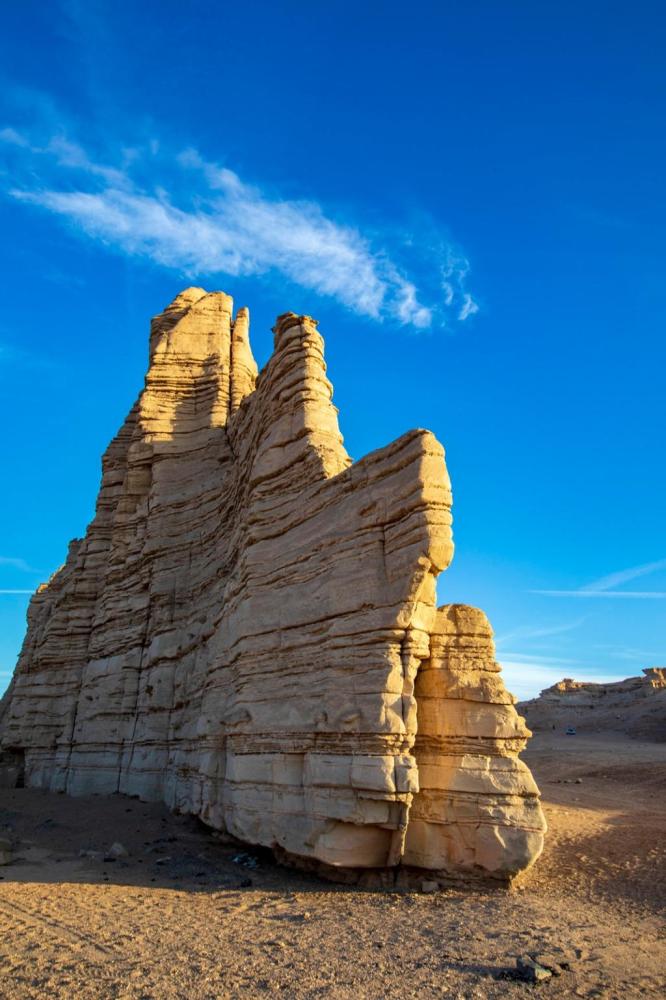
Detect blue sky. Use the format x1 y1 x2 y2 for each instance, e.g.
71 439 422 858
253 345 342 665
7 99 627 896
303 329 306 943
1 0 664 700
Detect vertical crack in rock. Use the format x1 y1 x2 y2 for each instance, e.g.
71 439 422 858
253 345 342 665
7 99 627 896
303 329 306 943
0 289 546 882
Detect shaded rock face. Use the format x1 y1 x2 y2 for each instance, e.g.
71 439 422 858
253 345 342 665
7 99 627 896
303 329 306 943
0 289 545 880
519 668 666 742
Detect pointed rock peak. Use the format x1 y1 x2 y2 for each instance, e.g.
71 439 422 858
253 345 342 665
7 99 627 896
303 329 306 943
149 288 236 363
152 287 233 331
169 286 209 308
272 312 319 349
230 306 258 414
150 287 208 354
232 306 250 338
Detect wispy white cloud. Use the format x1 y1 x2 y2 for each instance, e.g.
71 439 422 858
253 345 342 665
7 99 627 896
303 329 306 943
532 557 666 599
441 253 479 320
493 622 587 700
496 615 642 698
1 128 478 330
581 557 666 592
0 127 130 187
0 556 37 573
494 617 586 647
532 590 666 599
499 652 580 666
0 589 34 595
0 127 30 148
458 293 479 321
592 643 662 662
496 651 584 700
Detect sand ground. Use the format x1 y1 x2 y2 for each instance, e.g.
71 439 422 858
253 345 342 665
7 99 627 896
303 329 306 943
0 732 664 999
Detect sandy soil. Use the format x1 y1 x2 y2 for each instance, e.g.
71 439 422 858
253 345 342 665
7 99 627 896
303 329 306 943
1 733 664 999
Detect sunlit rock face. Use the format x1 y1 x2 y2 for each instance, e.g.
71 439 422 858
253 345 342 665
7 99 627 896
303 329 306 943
0 289 545 881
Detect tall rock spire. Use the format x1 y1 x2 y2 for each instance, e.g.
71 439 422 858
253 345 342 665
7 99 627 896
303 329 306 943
0 288 545 883
229 306 258 414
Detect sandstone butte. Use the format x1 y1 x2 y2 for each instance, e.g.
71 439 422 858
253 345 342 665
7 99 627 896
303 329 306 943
0 288 546 882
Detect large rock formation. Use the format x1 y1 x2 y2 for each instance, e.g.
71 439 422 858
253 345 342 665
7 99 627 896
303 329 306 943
519 668 666 742
0 288 546 881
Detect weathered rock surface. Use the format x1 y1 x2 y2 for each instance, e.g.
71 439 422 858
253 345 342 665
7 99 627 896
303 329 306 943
404 605 544 874
0 836 12 866
519 669 666 741
0 288 545 880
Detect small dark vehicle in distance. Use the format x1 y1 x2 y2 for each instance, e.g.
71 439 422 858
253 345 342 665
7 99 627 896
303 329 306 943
565 727 577 735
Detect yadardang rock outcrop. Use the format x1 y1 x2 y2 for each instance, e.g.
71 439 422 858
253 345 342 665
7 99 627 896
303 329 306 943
0 289 546 881
520 668 666 742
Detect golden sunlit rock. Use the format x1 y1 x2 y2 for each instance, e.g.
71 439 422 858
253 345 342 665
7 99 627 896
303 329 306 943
0 289 545 881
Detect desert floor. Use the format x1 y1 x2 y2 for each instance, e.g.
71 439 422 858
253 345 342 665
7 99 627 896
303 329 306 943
1 732 664 1000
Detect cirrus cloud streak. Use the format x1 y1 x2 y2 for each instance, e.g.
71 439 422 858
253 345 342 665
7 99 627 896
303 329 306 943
531 557 666 599
1 128 477 330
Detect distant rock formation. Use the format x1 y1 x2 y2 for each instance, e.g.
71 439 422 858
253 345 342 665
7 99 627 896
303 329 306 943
0 289 546 881
519 668 666 741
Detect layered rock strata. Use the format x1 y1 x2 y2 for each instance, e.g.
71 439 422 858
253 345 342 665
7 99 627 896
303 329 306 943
520 668 666 742
0 288 546 880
